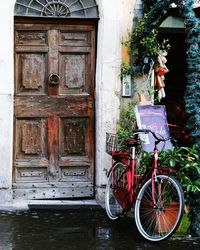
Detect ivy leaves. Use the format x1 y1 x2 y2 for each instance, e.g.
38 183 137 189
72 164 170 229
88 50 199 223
131 11 171 67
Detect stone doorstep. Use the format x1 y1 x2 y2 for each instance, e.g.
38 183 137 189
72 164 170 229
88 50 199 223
0 199 103 212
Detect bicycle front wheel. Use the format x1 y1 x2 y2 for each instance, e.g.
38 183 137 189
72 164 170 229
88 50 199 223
105 162 129 220
134 175 184 242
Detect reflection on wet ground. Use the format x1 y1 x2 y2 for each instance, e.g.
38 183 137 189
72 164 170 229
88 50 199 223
0 208 199 250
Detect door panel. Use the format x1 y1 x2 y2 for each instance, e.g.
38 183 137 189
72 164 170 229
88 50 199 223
16 119 48 157
16 53 47 94
60 53 87 94
13 21 95 199
60 118 88 156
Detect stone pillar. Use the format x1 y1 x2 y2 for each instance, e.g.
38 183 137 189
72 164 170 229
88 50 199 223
95 0 136 203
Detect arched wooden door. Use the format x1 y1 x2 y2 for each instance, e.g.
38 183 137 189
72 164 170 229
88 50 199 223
13 18 96 199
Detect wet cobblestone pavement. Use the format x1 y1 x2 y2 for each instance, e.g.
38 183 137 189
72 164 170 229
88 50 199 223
0 208 199 250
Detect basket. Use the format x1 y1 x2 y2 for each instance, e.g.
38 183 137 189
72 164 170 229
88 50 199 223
106 133 120 155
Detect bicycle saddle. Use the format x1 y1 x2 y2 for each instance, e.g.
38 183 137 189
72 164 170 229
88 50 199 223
123 139 139 147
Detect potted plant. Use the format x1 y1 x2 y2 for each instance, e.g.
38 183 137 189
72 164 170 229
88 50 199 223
139 146 200 234
140 146 200 202
140 145 200 234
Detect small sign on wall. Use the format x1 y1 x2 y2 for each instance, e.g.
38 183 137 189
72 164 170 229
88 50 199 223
122 75 131 97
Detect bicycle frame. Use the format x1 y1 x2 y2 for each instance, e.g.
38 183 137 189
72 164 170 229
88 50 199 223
108 152 148 211
108 139 171 212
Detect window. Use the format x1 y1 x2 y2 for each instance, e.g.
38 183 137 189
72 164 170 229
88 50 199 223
15 0 98 18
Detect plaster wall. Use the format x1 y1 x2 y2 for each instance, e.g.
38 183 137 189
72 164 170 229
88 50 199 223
0 0 14 200
0 0 136 204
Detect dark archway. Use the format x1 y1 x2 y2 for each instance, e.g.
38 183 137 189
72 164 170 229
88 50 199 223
158 8 189 146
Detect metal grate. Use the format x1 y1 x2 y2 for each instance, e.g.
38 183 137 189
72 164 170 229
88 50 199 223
15 0 99 18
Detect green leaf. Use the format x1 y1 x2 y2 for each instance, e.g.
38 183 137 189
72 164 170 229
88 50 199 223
195 166 200 174
169 159 175 167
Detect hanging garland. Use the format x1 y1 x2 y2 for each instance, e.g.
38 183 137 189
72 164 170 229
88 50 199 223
132 0 200 236
182 0 200 237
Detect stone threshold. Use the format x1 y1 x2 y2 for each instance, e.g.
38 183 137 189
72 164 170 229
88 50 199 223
0 199 103 212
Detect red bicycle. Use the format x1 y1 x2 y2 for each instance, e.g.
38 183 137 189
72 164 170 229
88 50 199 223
105 129 184 242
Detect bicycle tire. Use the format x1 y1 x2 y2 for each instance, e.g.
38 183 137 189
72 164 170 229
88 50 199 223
105 162 129 220
134 175 184 242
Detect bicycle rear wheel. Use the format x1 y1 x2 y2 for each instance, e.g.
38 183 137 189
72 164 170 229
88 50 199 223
134 175 184 241
105 162 129 220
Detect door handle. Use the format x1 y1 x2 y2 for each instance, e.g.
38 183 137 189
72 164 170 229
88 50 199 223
49 74 59 86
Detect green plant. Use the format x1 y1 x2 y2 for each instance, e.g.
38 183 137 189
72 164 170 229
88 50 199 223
120 34 134 78
120 62 133 77
120 34 131 48
140 146 200 203
117 101 137 144
131 14 171 65
174 213 190 237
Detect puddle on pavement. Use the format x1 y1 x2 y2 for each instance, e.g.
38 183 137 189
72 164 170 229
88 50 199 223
0 209 199 250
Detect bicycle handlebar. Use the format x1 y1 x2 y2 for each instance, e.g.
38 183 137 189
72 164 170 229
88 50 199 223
133 129 171 142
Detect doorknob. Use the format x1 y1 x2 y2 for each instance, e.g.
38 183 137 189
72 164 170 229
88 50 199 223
49 74 59 86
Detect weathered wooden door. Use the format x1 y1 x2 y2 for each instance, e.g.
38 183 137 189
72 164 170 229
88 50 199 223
13 20 96 199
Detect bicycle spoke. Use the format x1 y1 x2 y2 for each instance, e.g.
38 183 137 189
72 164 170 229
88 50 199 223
160 179 176 202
